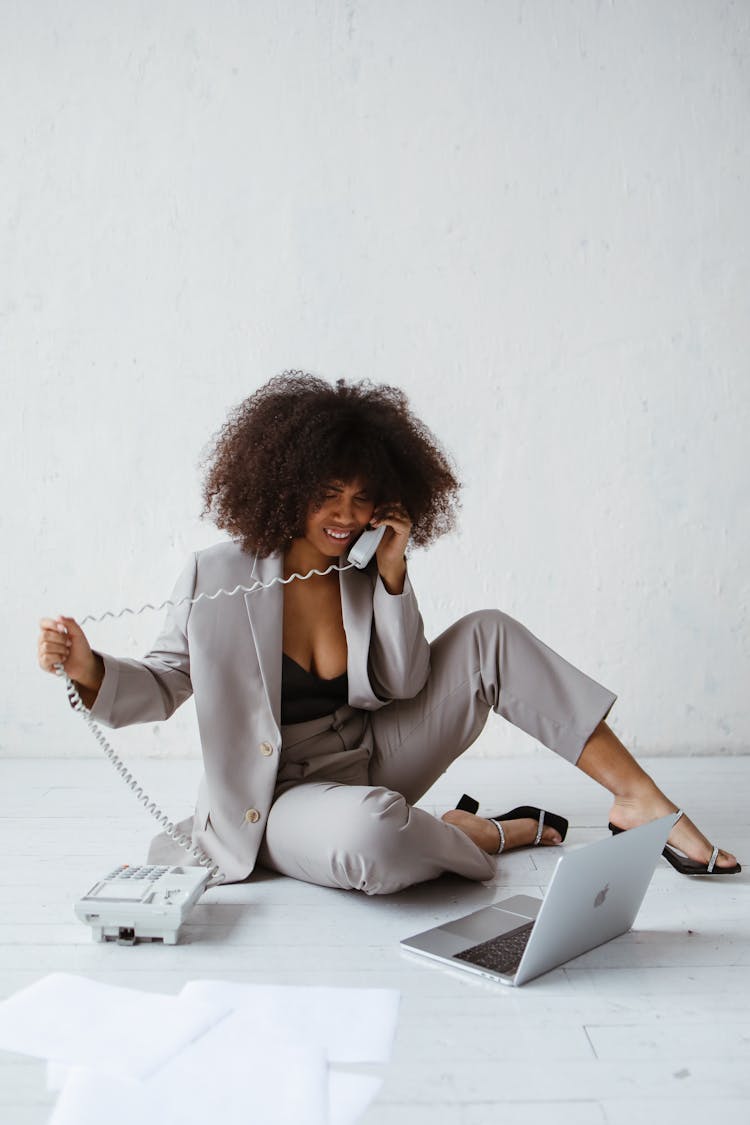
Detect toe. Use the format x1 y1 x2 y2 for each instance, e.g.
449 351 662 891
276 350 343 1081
715 848 740 869
669 814 738 868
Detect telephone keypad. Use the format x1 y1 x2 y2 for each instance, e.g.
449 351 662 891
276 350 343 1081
105 864 170 881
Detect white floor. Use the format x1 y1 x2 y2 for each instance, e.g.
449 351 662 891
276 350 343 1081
1 751 749 1125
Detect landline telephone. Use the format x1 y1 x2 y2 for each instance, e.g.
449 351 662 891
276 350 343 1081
61 524 386 944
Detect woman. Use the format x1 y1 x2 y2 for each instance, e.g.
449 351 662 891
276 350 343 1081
37 372 740 890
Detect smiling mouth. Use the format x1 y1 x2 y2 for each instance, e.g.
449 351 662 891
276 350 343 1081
324 528 355 543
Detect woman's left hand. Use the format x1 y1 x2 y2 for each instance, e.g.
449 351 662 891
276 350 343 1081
370 503 412 593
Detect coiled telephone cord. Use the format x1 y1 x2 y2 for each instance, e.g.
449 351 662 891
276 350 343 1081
53 560 357 884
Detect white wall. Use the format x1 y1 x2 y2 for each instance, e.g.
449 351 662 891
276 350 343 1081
3 0 748 760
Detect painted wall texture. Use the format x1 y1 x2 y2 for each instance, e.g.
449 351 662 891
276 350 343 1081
3 0 748 759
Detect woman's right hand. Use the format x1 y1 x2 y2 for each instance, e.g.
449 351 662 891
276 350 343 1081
37 616 101 691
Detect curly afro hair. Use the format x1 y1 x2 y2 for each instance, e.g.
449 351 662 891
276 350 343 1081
200 370 462 556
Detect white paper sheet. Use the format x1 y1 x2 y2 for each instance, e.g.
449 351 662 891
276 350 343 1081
180 980 400 1063
148 1008 328 1125
49 1055 384 1125
49 1032 328 1125
0 972 225 1079
48 1068 147 1125
328 1070 383 1125
0 973 397 1125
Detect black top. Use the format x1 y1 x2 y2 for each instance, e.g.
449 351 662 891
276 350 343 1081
280 652 349 725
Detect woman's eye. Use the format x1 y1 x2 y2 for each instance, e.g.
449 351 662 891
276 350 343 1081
321 492 370 503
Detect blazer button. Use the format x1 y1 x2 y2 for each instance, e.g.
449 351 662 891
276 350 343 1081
245 808 261 824
259 741 274 757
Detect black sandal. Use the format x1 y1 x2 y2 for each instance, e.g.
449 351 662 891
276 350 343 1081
609 811 741 875
455 793 569 855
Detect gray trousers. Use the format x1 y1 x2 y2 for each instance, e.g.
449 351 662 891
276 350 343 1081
258 609 617 895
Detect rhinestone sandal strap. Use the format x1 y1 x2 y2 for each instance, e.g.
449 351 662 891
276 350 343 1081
672 809 720 872
494 820 505 855
534 809 545 847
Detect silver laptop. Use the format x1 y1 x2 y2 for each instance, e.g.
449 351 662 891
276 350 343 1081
401 812 678 986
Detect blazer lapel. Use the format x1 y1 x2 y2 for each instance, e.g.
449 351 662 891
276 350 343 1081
340 557 380 708
244 553 284 729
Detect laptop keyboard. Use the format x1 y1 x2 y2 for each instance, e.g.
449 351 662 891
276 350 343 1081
454 920 535 975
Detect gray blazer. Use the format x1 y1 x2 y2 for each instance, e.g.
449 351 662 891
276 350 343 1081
89 540 431 881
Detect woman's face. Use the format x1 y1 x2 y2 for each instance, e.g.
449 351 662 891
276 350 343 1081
304 477 376 557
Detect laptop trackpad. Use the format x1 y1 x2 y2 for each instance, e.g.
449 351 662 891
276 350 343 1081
441 896 541 943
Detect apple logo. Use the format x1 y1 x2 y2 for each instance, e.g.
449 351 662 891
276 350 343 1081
594 884 610 908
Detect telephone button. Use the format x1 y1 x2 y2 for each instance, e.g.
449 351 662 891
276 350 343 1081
245 808 261 824
259 741 274 757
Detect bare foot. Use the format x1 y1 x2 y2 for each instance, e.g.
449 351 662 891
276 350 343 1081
441 810 564 854
609 795 739 870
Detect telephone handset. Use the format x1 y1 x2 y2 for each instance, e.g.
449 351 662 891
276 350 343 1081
60 520 391 937
346 523 386 568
